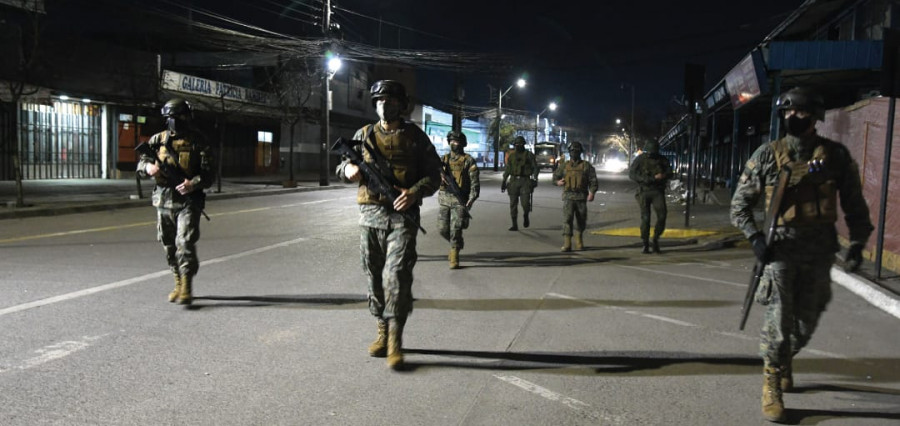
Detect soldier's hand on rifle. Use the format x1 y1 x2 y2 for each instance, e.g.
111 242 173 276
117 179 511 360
501 181 507 193
654 173 665 180
344 163 362 182
465 199 474 209
749 232 767 262
393 187 418 212
556 179 564 186
145 162 160 177
845 243 864 272
176 179 194 195
531 178 538 188
587 192 595 202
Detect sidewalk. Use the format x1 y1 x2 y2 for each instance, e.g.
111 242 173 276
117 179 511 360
0 172 346 220
2 172 898 321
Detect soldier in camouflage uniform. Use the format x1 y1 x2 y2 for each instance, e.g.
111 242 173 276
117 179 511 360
501 136 538 231
730 87 873 422
628 140 673 253
336 80 442 370
553 141 598 252
137 98 215 306
438 130 480 269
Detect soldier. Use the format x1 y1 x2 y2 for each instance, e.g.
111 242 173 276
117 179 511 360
336 80 442 370
628 140 673 253
553 141 598 251
438 130 480 269
137 98 215 306
730 87 873 422
501 136 538 231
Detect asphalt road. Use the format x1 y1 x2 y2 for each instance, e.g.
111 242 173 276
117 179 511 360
1 171 898 425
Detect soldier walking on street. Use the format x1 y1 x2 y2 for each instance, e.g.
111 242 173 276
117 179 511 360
553 141 598 252
629 140 673 253
438 130 480 269
501 136 538 231
730 87 873 422
137 98 215 306
336 80 442 370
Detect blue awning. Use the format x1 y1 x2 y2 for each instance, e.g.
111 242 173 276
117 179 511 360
768 40 884 70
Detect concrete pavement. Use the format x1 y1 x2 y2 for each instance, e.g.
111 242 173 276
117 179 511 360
1 169 898 321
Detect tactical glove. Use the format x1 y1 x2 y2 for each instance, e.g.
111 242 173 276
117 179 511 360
501 181 507 193
749 232 767 263
845 243 864 272
531 178 538 188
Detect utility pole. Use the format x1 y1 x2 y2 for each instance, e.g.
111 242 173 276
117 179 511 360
318 0 331 186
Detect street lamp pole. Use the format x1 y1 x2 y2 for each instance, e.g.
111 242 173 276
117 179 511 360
493 78 526 172
626 84 635 165
533 102 557 146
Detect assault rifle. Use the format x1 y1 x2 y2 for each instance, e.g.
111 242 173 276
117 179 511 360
331 137 427 234
440 162 472 219
135 141 210 221
739 164 792 330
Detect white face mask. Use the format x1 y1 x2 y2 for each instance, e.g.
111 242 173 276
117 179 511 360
376 101 401 122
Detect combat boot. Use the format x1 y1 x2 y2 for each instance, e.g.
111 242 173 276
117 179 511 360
642 239 651 254
367 319 388 357
386 319 404 370
523 213 530 228
651 237 661 254
508 218 518 231
561 235 572 252
762 366 786 422
168 273 182 303
449 248 460 269
176 274 193 306
574 233 584 251
781 362 794 392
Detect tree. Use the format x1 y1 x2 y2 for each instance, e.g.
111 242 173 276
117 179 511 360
266 56 321 186
0 0 45 207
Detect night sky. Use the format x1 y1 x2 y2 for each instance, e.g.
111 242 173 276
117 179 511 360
74 0 806 132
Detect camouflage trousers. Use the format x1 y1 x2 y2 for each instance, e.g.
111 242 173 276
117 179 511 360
360 225 417 322
635 188 666 240
561 199 587 236
156 204 203 277
507 176 533 220
438 201 469 250
757 251 834 367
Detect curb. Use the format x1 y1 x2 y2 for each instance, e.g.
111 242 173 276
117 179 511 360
831 267 900 320
0 184 346 220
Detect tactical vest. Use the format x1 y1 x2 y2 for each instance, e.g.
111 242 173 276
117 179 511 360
357 123 421 205
442 153 469 188
507 150 535 177
153 131 202 187
764 138 838 226
563 160 587 191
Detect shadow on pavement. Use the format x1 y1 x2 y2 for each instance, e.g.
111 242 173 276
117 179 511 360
412 298 735 311
187 293 367 309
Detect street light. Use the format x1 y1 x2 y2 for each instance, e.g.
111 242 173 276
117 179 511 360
319 51 342 186
534 102 558 146
493 77 527 171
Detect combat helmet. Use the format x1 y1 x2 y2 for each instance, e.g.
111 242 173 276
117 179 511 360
447 130 467 147
370 80 409 110
775 87 825 122
161 98 193 119
643 140 659 154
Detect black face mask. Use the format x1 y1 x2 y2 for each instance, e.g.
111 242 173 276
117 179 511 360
166 117 179 134
450 142 463 154
570 151 582 161
785 115 813 137
515 145 525 152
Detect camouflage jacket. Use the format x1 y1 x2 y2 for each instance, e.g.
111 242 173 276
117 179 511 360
730 133 873 254
336 120 442 230
438 152 480 207
137 129 214 209
629 152 672 191
503 149 538 181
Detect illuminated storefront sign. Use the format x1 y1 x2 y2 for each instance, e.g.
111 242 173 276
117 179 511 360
161 70 273 106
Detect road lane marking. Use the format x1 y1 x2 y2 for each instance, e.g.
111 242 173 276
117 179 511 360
493 375 620 423
0 334 107 374
0 237 308 318
615 264 746 288
0 197 350 244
